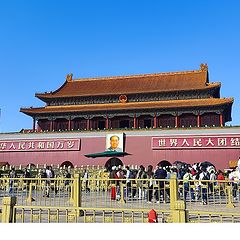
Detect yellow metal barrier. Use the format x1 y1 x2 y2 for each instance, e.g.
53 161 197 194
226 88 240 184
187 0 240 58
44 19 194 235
187 210 240 223
0 177 75 207
1 174 240 223
1 196 16 223
0 202 237 223
11 205 171 223
1 176 240 210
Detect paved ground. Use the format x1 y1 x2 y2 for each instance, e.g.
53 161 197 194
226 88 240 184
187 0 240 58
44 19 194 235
2 188 240 223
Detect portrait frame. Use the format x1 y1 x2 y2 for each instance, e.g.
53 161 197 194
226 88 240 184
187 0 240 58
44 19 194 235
106 133 124 152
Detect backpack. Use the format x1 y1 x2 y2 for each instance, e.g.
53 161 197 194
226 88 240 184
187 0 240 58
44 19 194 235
129 170 134 179
202 172 210 181
41 172 47 178
25 171 31 178
66 172 71 178
51 169 55 178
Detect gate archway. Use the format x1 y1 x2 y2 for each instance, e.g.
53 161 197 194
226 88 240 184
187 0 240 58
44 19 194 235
60 161 74 168
157 160 172 168
105 158 123 171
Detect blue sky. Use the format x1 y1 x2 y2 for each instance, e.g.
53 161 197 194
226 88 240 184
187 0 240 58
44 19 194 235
0 0 240 132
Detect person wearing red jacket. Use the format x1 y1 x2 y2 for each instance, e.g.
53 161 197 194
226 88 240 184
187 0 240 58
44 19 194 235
217 170 225 196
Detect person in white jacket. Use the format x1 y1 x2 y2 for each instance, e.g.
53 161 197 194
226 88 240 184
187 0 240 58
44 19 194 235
229 167 240 200
199 168 209 205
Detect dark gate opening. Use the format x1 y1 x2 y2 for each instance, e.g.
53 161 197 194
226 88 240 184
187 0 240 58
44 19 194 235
105 158 123 171
60 161 74 168
98 120 105 130
157 160 172 168
144 119 152 128
120 120 129 128
27 163 36 168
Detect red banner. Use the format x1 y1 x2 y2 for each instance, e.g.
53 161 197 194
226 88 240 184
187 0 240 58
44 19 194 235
152 135 240 149
0 138 80 152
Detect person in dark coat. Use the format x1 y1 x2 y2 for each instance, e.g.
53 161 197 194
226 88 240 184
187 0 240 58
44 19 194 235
154 164 167 202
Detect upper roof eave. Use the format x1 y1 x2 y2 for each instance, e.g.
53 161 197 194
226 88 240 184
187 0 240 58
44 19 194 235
35 67 211 100
36 82 220 100
20 97 234 116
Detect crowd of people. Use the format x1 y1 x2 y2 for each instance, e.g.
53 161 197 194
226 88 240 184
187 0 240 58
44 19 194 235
107 159 240 205
2 158 240 204
4 165 73 197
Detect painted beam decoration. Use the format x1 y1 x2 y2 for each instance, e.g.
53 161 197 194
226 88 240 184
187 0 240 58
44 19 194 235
152 135 240 149
0 138 81 152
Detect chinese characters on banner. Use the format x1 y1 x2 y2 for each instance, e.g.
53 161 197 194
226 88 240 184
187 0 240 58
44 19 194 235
152 136 240 149
0 139 81 152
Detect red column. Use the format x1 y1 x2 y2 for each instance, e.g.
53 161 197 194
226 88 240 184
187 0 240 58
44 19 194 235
32 118 36 132
68 119 71 131
133 114 137 128
220 113 223 127
197 115 201 127
175 116 178 128
87 119 90 130
50 120 53 131
106 116 109 129
154 113 157 128
37 122 40 132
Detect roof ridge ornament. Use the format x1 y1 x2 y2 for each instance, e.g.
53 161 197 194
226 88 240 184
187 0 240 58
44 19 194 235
200 63 208 71
66 73 73 82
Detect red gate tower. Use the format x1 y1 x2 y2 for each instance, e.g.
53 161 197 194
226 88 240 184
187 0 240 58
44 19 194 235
21 63 232 132
0 64 237 170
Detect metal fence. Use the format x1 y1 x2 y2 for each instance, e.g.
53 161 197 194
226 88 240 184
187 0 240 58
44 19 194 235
0 177 75 206
11 206 171 223
1 175 240 223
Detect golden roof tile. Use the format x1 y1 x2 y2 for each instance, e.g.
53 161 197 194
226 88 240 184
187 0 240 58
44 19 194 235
20 98 233 115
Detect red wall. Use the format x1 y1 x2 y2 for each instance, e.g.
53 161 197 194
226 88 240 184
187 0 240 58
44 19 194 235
0 131 240 170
